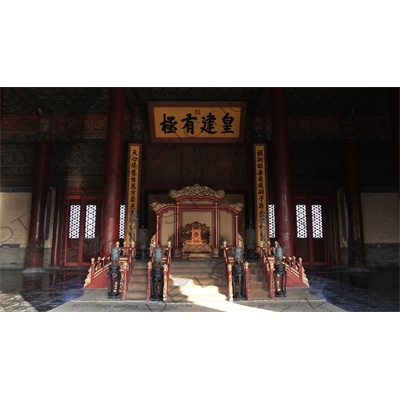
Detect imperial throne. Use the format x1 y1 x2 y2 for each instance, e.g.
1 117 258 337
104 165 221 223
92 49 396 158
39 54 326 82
181 221 212 260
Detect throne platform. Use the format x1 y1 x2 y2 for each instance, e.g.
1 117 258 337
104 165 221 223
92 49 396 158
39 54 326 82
150 183 244 259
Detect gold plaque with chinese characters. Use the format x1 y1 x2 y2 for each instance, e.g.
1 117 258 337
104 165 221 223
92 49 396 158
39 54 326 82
149 102 246 142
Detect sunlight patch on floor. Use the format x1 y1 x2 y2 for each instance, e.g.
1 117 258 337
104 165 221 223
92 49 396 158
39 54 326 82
190 300 275 312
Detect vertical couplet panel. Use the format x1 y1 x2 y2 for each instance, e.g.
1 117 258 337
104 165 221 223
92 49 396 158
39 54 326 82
125 144 142 245
253 144 268 247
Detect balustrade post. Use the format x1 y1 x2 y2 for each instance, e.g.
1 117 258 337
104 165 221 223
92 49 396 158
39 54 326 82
163 264 168 302
227 263 233 302
244 261 251 301
146 262 152 301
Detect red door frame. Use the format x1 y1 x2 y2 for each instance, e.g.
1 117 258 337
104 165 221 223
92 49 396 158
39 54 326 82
63 195 102 267
293 195 328 266
269 191 339 267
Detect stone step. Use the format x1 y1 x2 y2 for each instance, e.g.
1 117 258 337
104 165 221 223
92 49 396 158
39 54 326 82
133 261 151 266
248 281 268 291
126 259 271 301
166 292 228 302
170 276 226 287
168 283 227 296
128 282 148 291
125 291 147 300
249 290 271 300
129 276 148 284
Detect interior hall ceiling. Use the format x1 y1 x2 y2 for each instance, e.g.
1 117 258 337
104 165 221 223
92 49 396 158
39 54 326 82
1 87 391 117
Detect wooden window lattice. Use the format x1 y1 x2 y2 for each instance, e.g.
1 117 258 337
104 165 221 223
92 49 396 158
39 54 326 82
268 204 275 238
296 204 308 239
85 205 96 239
119 204 125 239
68 205 81 239
311 204 323 238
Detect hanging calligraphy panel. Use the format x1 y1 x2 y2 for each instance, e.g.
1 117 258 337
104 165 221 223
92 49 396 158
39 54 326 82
148 101 246 142
253 143 269 248
125 144 141 245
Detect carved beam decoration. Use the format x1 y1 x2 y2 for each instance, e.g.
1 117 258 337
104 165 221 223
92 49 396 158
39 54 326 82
225 202 244 213
169 183 225 202
150 202 175 213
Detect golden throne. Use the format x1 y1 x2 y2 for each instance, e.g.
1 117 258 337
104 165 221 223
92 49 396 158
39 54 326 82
181 221 212 259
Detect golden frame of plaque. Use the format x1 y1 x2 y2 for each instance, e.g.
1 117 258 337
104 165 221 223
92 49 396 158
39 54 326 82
148 101 246 143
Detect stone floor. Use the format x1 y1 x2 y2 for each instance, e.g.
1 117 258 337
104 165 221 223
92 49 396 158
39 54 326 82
0 265 398 312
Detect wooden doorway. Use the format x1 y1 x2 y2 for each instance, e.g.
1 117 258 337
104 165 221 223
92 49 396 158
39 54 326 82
268 194 335 267
64 196 102 267
293 195 327 266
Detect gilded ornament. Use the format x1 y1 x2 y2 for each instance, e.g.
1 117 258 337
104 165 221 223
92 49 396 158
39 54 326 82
226 202 244 212
84 273 91 286
169 183 225 200
150 202 174 212
149 234 156 250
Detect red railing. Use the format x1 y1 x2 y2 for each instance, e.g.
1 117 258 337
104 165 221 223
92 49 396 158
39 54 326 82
145 261 152 301
259 246 276 300
222 245 233 301
119 246 136 301
285 255 307 285
84 256 110 287
244 261 251 301
84 245 136 300
259 242 309 300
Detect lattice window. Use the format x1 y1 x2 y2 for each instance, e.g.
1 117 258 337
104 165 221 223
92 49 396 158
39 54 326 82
311 204 323 238
68 205 81 239
84 205 97 239
296 204 308 238
268 204 276 238
119 204 125 239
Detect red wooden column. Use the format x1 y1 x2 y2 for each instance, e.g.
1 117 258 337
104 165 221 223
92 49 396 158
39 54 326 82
270 88 295 256
342 110 366 268
100 88 126 256
26 140 51 269
51 186 67 266
389 88 399 184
